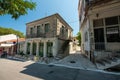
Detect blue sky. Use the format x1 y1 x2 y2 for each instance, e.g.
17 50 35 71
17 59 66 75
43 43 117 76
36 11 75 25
0 0 79 36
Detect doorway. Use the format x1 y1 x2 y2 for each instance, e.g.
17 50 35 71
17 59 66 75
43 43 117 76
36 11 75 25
47 42 53 57
94 28 105 50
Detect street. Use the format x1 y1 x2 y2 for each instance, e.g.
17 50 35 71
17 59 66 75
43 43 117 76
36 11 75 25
0 58 120 80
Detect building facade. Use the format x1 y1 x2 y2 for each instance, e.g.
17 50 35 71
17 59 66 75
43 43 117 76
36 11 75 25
0 34 25 56
78 0 120 62
69 37 81 53
25 13 73 58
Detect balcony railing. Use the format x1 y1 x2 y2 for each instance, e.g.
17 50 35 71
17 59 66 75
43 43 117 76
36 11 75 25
26 33 46 38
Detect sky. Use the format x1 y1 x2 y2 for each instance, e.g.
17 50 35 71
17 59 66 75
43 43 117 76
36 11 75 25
0 0 79 36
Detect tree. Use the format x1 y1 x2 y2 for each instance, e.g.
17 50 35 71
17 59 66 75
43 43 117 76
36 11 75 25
76 32 81 46
0 0 36 19
0 26 25 38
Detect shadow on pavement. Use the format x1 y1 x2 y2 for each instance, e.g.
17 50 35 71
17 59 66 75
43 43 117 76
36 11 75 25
20 63 120 80
3 57 27 62
20 63 79 80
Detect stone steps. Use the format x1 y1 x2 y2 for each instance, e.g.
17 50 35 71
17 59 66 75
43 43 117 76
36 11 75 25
96 56 120 69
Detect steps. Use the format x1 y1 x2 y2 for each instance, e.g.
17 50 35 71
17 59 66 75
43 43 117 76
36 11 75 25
56 40 70 59
96 56 120 69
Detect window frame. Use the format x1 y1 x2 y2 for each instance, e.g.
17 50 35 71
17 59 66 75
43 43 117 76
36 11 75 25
93 16 120 43
45 23 50 33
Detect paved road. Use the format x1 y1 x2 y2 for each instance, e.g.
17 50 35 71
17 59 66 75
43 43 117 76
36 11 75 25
0 58 120 80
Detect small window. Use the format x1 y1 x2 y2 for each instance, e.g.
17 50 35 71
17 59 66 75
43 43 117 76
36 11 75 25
105 16 118 25
45 23 50 32
93 19 103 27
37 25 41 34
30 27 33 35
61 26 64 35
106 26 120 42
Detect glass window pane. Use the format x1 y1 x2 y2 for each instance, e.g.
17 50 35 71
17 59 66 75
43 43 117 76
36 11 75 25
105 16 118 25
30 28 33 35
106 26 120 42
93 19 103 27
37 25 41 34
45 23 50 32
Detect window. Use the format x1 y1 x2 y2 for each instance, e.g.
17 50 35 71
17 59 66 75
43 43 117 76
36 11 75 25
47 42 53 57
39 42 44 57
105 16 118 25
66 29 68 37
32 42 36 55
93 19 103 27
37 25 41 34
105 16 120 42
61 26 64 35
45 23 50 32
94 16 120 43
106 26 120 42
30 27 33 35
27 43 30 54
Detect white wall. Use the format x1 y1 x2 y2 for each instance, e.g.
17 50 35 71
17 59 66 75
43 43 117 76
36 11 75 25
0 34 17 42
80 19 90 52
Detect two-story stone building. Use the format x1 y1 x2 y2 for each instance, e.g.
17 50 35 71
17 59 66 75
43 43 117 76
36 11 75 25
25 13 73 59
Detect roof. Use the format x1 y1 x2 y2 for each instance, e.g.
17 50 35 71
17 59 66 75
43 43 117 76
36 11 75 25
0 38 25 43
0 34 17 42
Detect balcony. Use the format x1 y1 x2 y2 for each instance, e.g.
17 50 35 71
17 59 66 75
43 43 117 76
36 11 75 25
26 33 46 38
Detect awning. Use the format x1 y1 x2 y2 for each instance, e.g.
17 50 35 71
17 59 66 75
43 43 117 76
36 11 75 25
0 44 14 47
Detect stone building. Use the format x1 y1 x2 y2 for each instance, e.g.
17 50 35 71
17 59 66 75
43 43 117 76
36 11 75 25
78 0 120 69
25 13 73 58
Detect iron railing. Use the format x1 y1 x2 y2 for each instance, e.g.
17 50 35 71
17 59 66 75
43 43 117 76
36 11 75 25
26 33 46 38
91 43 120 60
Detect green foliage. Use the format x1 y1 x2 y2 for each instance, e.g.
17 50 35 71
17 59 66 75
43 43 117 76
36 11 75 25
0 0 36 19
76 32 81 46
0 26 25 38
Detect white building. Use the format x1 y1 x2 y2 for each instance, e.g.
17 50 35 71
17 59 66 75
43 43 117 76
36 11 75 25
78 0 120 69
0 34 17 42
0 34 25 56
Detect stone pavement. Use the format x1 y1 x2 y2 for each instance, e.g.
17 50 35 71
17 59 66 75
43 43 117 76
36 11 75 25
0 58 120 80
51 54 97 70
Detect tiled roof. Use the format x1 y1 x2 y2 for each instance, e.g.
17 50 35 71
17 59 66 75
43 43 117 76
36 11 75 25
0 38 25 43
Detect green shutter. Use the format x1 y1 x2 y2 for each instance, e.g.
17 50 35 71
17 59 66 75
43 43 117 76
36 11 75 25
39 42 44 57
